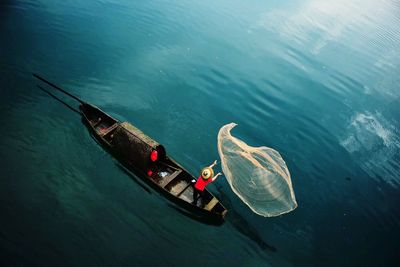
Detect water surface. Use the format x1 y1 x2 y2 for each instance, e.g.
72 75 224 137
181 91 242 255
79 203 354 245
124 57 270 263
1 0 399 266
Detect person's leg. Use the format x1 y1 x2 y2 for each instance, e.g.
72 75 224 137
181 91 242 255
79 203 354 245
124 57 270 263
198 190 205 207
193 189 199 204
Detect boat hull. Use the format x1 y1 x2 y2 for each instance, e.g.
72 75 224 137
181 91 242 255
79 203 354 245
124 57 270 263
79 103 227 225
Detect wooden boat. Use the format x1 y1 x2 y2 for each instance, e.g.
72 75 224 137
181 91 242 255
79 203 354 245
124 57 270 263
33 74 227 224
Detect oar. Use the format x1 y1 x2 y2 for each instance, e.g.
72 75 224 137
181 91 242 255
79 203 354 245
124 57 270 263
33 73 86 104
37 85 81 115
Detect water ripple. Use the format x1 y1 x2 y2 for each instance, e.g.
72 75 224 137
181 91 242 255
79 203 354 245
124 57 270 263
1 0 400 266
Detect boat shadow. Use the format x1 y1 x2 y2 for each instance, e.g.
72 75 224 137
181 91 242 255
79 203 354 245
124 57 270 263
83 116 277 246
215 185 277 253
167 204 225 226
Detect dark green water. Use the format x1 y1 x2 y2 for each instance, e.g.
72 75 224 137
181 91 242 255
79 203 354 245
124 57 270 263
1 0 399 266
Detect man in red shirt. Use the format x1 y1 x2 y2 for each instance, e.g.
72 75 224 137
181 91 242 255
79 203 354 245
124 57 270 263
192 160 222 205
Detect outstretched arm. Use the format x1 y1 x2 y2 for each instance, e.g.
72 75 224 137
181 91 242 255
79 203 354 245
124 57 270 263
212 172 222 182
209 160 218 168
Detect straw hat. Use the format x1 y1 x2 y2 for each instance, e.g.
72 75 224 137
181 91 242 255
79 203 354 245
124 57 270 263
201 167 214 180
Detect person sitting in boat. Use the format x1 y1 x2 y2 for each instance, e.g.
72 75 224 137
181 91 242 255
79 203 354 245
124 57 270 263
192 160 222 205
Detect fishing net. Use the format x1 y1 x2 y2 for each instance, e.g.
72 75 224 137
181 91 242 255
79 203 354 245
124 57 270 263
217 123 297 217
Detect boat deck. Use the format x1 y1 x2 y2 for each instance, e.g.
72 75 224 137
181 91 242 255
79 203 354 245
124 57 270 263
82 103 226 216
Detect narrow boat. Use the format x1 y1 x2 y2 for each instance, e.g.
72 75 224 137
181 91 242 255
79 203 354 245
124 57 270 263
33 73 227 224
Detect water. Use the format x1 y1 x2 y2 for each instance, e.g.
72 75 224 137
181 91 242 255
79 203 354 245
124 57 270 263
1 0 399 266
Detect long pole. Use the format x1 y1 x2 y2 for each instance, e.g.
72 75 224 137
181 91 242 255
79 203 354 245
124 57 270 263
33 73 86 104
37 85 81 115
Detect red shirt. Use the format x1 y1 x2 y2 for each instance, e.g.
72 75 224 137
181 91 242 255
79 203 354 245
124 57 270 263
194 176 212 191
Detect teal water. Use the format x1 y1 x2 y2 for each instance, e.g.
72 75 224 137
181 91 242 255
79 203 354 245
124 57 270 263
1 0 399 266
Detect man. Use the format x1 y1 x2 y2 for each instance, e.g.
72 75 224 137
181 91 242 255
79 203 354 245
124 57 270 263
192 160 222 205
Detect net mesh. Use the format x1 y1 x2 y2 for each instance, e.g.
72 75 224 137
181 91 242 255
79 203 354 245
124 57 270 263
217 123 297 217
